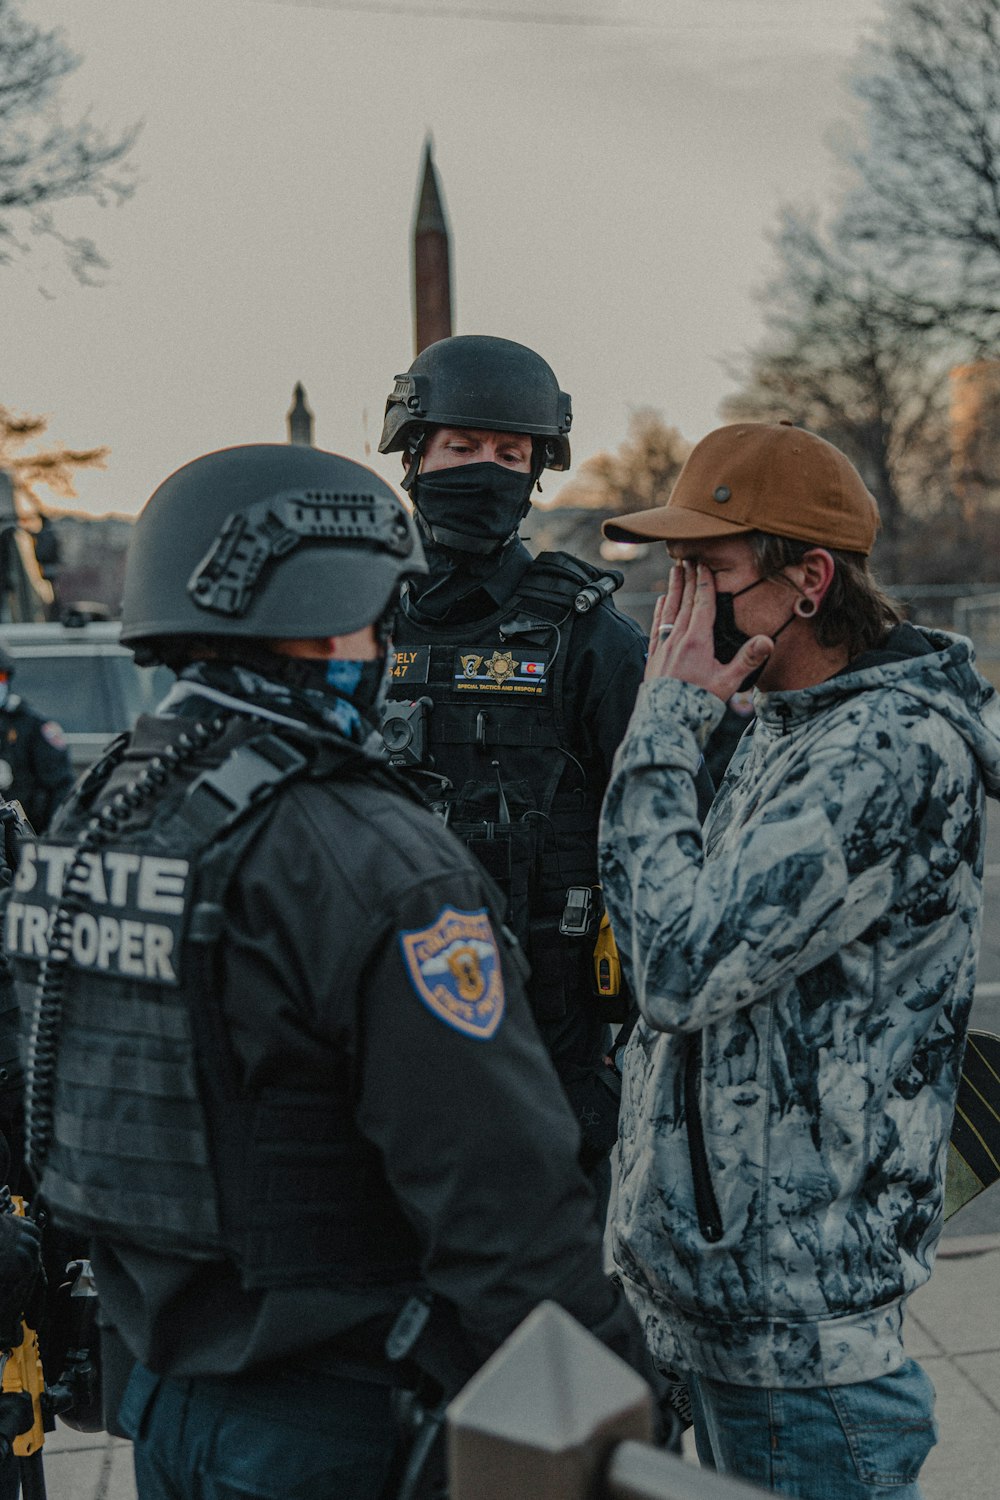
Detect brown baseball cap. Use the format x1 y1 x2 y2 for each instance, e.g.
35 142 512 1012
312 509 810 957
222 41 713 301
601 421 880 555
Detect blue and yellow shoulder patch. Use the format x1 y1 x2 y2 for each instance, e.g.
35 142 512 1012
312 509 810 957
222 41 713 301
399 906 505 1040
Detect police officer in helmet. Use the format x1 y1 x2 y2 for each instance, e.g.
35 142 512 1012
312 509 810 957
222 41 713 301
7 444 647 1499
381 335 707 1194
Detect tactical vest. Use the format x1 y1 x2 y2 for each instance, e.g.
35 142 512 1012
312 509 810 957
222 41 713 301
8 719 421 1291
386 552 611 1022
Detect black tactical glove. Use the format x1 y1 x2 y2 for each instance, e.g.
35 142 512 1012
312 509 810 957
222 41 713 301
0 1215 42 1350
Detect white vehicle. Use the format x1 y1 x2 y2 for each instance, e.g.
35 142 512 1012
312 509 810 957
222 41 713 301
0 610 173 772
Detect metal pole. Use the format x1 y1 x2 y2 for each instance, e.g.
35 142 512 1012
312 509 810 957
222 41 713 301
606 1441 767 1499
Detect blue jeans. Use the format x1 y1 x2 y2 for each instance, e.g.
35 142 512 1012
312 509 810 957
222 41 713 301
118 1360 400 1500
687 1359 938 1499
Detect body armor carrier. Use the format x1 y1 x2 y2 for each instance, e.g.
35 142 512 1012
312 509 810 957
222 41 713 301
11 716 421 1290
385 552 616 1023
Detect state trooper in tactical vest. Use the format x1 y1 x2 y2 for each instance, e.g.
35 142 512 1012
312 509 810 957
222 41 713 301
4 444 647 1500
380 335 692 1184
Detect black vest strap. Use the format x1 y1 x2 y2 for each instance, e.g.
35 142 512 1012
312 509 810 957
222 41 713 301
168 733 310 846
514 551 603 619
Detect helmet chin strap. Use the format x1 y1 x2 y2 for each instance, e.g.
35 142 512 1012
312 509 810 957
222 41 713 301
401 431 425 494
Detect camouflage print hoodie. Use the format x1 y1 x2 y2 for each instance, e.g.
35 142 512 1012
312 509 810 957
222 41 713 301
600 625 1000 1389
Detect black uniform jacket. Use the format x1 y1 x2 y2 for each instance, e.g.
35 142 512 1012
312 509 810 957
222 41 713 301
88 711 643 1381
0 696 73 833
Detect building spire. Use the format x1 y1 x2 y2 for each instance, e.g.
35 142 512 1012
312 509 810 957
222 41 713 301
412 137 453 356
287 382 314 446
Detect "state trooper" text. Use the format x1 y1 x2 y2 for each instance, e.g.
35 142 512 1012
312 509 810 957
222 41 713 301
5 844 192 984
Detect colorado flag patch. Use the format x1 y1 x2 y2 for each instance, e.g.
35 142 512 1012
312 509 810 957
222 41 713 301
400 906 505 1040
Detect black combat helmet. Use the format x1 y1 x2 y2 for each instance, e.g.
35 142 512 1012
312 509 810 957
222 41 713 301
120 444 425 651
378 335 572 471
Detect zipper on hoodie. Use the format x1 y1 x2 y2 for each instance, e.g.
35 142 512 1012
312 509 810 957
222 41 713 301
684 1034 723 1242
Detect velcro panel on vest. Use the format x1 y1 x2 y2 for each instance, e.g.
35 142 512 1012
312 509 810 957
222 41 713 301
43 982 223 1252
37 735 317 1257
429 706 562 749
456 823 534 951
41 1169 219 1249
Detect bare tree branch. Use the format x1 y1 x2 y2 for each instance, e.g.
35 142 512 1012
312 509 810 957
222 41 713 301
842 0 1000 323
722 0 1000 581
0 0 139 282
722 213 955 578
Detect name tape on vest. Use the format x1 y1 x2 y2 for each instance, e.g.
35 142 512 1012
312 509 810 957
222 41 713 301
453 649 550 695
5 842 193 986
391 646 430 683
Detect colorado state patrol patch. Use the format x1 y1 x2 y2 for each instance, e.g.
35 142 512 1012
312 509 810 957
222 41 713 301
400 906 505 1040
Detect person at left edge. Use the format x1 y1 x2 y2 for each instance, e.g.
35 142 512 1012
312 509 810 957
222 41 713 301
0 788 43 1500
5 445 648 1500
0 644 72 832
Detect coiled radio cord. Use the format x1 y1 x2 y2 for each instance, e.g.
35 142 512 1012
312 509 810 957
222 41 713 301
24 714 230 1179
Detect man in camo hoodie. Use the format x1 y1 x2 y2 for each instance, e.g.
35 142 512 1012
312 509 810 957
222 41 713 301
599 422 1000 1500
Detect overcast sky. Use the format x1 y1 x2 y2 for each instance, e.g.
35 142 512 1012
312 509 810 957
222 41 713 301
6 0 884 516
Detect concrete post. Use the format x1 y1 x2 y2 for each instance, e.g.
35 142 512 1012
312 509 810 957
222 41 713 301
448 1302 771 1500
447 1301 652 1500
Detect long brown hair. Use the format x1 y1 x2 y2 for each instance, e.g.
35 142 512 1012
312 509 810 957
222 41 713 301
750 532 903 659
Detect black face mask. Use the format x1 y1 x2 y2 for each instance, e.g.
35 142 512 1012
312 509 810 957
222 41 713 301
713 577 797 690
413 462 535 555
